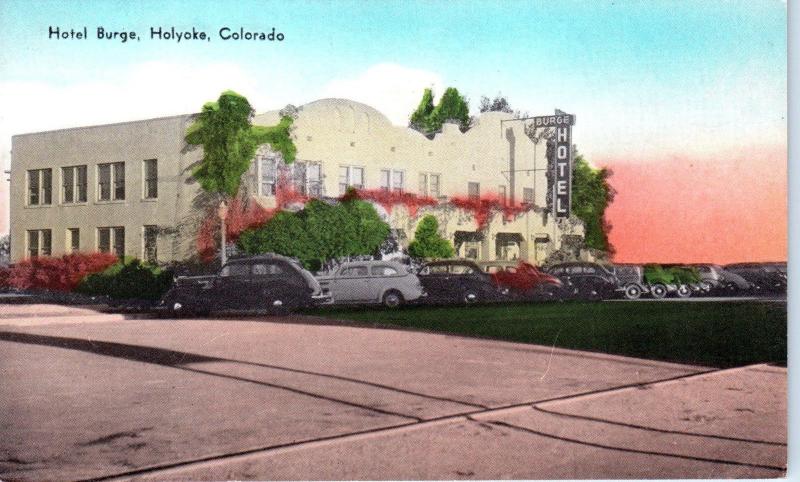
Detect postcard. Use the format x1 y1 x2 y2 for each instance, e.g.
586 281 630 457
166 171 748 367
0 1 788 480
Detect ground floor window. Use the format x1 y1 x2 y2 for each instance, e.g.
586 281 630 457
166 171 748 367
98 227 125 256
67 228 80 253
27 229 51 257
143 225 158 263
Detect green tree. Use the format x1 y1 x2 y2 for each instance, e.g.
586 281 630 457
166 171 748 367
186 90 296 198
409 88 435 131
429 87 471 132
408 87 471 135
571 154 616 254
237 197 390 270
408 215 455 259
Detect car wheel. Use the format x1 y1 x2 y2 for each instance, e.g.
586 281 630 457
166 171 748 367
623 284 642 300
650 283 668 299
382 290 404 308
462 289 480 305
676 284 692 298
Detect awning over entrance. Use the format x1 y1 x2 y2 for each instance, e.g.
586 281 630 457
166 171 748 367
495 232 524 243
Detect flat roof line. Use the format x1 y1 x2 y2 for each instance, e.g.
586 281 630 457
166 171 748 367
12 113 199 138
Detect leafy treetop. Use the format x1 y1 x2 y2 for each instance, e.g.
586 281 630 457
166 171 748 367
237 196 390 271
409 87 471 135
186 90 296 197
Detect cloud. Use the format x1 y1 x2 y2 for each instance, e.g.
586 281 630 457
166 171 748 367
0 61 271 233
319 63 444 125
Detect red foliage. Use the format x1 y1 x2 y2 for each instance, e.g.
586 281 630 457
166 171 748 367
196 197 277 262
449 193 531 230
4 252 119 291
340 189 438 217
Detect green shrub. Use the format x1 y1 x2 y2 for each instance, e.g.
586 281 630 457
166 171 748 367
75 258 173 301
238 197 390 270
408 215 455 259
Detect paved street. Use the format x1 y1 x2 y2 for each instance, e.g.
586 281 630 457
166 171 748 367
0 303 787 480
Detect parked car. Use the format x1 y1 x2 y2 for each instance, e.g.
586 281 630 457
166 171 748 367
725 262 786 294
608 264 650 299
316 260 425 308
690 264 752 295
478 260 562 301
545 262 618 300
158 254 329 315
417 259 508 304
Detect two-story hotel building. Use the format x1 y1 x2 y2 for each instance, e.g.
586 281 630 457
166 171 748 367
9 98 584 264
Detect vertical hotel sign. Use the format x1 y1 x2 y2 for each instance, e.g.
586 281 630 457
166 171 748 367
532 113 575 218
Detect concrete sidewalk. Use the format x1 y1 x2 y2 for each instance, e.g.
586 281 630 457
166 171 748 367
0 312 786 480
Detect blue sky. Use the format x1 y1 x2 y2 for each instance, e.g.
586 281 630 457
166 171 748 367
0 0 788 232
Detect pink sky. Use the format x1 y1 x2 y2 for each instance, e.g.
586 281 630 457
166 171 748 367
600 144 787 265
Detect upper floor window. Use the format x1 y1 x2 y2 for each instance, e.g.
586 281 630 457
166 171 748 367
523 187 534 205
339 165 364 194
380 169 404 193
498 185 507 205
62 165 87 204
468 182 480 200
98 162 125 201
27 229 52 257
143 159 158 199
27 169 52 206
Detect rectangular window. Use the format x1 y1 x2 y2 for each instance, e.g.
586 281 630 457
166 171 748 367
26 229 51 257
339 165 364 194
468 182 480 200
499 185 507 205
380 170 403 193
97 227 125 256
419 173 428 197
28 170 39 205
27 169 52 206
292 161 307 195
62 167 74 203
260 157 277 195
307 163 322 197
113 227 125 256
98 164 111 201
523 187 534 204
61 165 87 204
113 163 125 200
143 225 158 263
97 228 111 253
380 169 391 191
429 174 440 198
98 162 124 201
67 228 80 253
143 159 158 199
392 170 403 193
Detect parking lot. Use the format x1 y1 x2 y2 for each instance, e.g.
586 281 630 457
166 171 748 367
0 303 787 480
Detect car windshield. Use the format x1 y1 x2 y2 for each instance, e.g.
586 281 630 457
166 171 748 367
451 264 476 274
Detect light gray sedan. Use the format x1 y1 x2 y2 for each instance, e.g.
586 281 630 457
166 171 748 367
316 261 425 307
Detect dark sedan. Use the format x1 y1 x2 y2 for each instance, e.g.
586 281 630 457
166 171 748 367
158 254 329 315
417 259 508 304
546 262 618 300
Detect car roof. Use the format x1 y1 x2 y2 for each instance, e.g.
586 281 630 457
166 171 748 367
339 260 406 269
226 254 295 264
424 259 480 266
